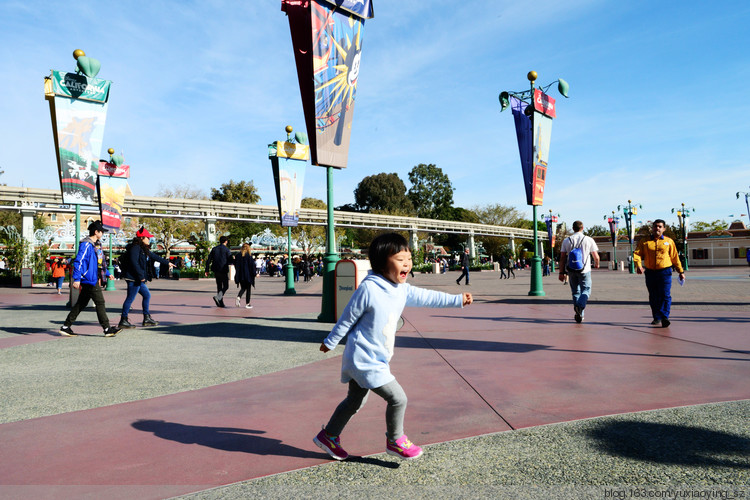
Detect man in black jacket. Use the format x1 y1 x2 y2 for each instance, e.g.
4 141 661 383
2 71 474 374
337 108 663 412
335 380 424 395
456 248 471 286
205 236 233 307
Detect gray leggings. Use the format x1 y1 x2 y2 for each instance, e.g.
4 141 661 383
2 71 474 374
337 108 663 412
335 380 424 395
325 379 407 441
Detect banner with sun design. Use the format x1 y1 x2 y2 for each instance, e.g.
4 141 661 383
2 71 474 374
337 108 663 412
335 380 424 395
282 0 374 168
45 71 111 206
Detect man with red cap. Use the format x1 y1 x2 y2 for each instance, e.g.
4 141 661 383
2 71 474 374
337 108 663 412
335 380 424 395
117 227 173 329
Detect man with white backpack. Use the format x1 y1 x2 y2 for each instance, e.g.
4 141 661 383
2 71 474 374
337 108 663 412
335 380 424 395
558 221 600 323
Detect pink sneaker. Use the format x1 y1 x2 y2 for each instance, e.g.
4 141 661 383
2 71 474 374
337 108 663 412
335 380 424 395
313 428 348 460
386 434 423 460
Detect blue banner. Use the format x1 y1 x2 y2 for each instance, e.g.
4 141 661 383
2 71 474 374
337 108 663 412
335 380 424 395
511 96 533 205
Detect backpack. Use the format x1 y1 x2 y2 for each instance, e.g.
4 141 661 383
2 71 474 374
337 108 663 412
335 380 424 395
119 244 133 276
565 236 587 273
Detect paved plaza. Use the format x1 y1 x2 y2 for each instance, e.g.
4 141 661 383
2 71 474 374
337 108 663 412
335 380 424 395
0 266 748 499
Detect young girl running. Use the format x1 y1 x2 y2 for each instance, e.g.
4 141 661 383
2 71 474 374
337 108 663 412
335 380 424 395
314 233 472 461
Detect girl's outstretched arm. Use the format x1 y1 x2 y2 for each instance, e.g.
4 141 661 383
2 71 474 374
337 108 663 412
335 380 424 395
406 285 463 308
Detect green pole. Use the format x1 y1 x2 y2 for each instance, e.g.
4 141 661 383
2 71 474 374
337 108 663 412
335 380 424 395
683 216 689 271
627 207 636 274
613 241 618 270
529 204 545 296
74 204 80 254
611 213 618 270
105 234 116 291
67 204 81 308
318 165 339 322
284 226 296 295
528 73 544 297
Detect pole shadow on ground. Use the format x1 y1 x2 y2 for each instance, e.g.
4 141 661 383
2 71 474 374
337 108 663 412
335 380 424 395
585 421 750 468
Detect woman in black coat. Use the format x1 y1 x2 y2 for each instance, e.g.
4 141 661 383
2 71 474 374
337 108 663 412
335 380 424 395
234 243 257 309
118 227 172 328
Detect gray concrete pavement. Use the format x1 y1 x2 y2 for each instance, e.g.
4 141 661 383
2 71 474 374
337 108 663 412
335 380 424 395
0 266 748 499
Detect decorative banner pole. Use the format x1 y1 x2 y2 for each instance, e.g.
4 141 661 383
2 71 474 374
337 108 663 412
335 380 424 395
736 188 750 229
604 210 620 269
282 0 374 321
543 210 559 273
269 126 309 296
618 200 642 273
44 50 112 253
499 71 569 296
97 148 130 291
671 203 695 271
45 49 111 305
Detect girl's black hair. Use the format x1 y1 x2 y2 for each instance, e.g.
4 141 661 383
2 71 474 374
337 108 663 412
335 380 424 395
368 232 410 274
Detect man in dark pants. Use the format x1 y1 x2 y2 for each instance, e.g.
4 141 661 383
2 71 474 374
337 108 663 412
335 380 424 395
498 254 508 279
456 248 471 285
205 235 233 307
59 221 120 337
633 219 685 328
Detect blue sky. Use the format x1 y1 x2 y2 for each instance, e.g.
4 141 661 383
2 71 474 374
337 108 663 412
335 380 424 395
2 0 750 232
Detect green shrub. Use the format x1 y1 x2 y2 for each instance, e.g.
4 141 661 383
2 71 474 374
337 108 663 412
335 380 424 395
179 268 205 279
412 263 433 273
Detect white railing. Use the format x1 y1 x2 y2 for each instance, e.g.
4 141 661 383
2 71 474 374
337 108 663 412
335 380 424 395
0 185 540 239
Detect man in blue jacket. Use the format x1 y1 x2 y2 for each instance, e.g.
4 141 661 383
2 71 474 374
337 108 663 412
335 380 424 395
59 220 121 337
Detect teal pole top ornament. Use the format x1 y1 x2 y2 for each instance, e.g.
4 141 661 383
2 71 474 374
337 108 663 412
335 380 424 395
73 49 101 79
107 147 124 167
499 75 569 112
285 125 308 146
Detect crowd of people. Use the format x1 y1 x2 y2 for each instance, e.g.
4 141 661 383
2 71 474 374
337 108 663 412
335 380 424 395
49 217 694 337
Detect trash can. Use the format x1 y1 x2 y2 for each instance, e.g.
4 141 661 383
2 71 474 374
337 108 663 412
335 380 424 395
21 268 33 288
431 263 440 274
334 260 371 320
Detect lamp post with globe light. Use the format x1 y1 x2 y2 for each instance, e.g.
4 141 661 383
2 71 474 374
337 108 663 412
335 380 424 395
541 210 560 273
737 188 750 228
618 200 642 274
604 211 620 270
498 71 569 296
671 203 695 271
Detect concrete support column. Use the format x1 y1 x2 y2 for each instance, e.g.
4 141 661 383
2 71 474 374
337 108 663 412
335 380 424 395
20 208 35 268
205 218 217 243
408 228 418 254
468 232 476 260
509 236 516 257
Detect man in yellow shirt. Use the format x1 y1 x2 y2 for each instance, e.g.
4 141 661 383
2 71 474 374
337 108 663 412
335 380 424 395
633 219 685 328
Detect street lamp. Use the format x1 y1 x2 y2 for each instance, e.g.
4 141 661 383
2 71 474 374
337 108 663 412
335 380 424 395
603 210 620 270
737 188 750 228
499 71 569 296
671 203 695 271
617 200 642 273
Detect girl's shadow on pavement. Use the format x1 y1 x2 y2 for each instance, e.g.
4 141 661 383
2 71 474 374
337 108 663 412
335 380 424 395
132 419 322 458
132 419 399 468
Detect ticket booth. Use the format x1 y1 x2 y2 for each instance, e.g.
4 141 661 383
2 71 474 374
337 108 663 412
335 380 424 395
334 260 371 320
